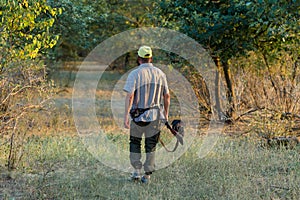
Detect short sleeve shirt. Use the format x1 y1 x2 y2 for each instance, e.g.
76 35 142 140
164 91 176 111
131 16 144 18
123 63 169 121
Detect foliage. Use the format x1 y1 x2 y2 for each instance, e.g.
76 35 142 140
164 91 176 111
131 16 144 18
158 0 299 60
0 0 60 170
47 0 109 59
0 0 60 66
157 0 299 120
46 0 160 60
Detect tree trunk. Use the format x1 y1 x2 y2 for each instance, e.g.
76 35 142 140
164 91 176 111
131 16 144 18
222 61 236 120
213 56 222 121
289 56 299 113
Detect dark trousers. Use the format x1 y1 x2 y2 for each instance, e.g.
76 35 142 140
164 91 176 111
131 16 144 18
129 120 160 175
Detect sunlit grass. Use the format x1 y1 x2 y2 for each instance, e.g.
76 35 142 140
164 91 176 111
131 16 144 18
1 134 299 199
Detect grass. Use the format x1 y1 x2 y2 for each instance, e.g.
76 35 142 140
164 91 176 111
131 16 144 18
1 69 299 199
1 133 299 200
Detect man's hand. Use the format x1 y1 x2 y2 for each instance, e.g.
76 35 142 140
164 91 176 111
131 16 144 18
124 92 134 129
124 114 130 129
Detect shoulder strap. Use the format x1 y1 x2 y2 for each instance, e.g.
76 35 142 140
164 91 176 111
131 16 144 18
158 136 179 152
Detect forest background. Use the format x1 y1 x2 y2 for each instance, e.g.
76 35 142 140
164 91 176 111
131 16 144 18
0 0 299 199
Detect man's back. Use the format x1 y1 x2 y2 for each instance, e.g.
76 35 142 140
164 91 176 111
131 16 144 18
124 63 169 109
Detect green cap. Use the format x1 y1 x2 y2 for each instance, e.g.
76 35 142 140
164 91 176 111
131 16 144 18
138 45 152 58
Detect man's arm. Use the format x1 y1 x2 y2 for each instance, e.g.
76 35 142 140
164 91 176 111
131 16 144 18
124 92 134 129
163 93 170 121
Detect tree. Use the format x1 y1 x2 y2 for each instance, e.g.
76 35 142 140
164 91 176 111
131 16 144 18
0 0 60 170
47 0 109 60
247 0 300 114
158 0 299 121
47 0 160 62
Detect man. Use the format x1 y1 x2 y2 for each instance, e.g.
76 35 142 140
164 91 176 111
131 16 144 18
123 45 170 183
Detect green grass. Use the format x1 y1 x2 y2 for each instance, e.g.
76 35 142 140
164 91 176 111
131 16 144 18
1 134 299 200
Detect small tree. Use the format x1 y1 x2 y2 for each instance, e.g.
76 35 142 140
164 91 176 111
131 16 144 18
0 0 60 170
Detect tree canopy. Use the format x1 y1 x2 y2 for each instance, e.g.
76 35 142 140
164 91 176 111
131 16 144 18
158 0 299 61
0 0 60 69
1 0 299 118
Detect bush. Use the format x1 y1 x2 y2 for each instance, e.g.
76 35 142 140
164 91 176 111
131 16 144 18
0 0 60 170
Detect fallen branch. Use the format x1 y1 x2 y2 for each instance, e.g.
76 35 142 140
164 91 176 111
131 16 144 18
235 107 265 121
